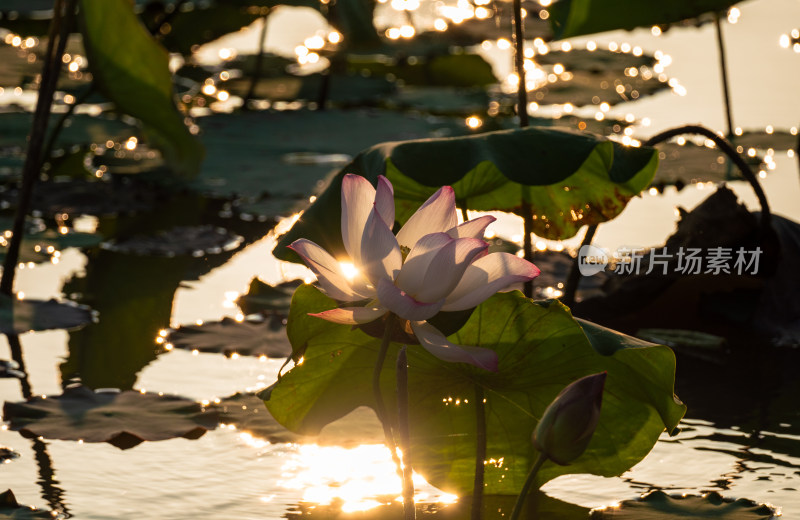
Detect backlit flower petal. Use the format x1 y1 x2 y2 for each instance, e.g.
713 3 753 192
394 232 453 298
341 174 376 264
359 208 402 285
442 253 540 311
310 303 387 325
375 175 395 228
415 238 488 303
395 186 458 249
289 239 373 301
410 321 498 372
377 278 444 321
447 215 496 239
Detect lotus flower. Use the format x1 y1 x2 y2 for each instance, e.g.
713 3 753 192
289 174 540 371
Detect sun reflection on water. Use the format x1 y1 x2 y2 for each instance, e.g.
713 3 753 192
246 441 459 513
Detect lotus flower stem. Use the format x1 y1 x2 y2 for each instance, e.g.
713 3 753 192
0 0 77 296
396 345 416 519
562 224 598 307
372 314 404 479
508 452 547 520
471 385 487 520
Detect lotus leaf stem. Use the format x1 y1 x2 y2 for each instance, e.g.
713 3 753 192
471 385 487 520
562 224 598 307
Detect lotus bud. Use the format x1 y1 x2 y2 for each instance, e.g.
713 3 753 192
532 372 606 465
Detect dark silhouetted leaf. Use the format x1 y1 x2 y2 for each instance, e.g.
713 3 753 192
589 490 778 519
0 446 20 462
167 316 291 358
0 296 93 334
2 385 219 450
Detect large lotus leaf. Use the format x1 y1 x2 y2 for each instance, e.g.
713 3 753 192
0 296 93 334
78 0 204 178
190 109 467 210
236 278 302 315
547 0 741 40
274 126 657 261
166 315 291 358
2 385 219 449
589 490 778 519
526 48 669 107
0 489 54 520
263 285 685 495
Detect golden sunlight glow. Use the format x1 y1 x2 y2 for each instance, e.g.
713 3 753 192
273 444 458 513
339 261 359 281
466 116 483 129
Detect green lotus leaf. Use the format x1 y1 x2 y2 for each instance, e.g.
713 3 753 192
78 0 204 178
547 0 742 40
263 284 685 495
275 126 657 261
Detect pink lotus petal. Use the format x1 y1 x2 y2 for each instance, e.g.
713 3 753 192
410 321 498 372
394 232 453 298
376 278 444 321
375 176 395 228
395 186 458 249
447 215 496 239
310 304 387 325
289 239 373 301
415 238 488 303
359 208 402 285
442 253 540 311
341 174 376 265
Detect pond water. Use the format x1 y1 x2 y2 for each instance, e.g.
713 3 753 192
2 0 800 518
